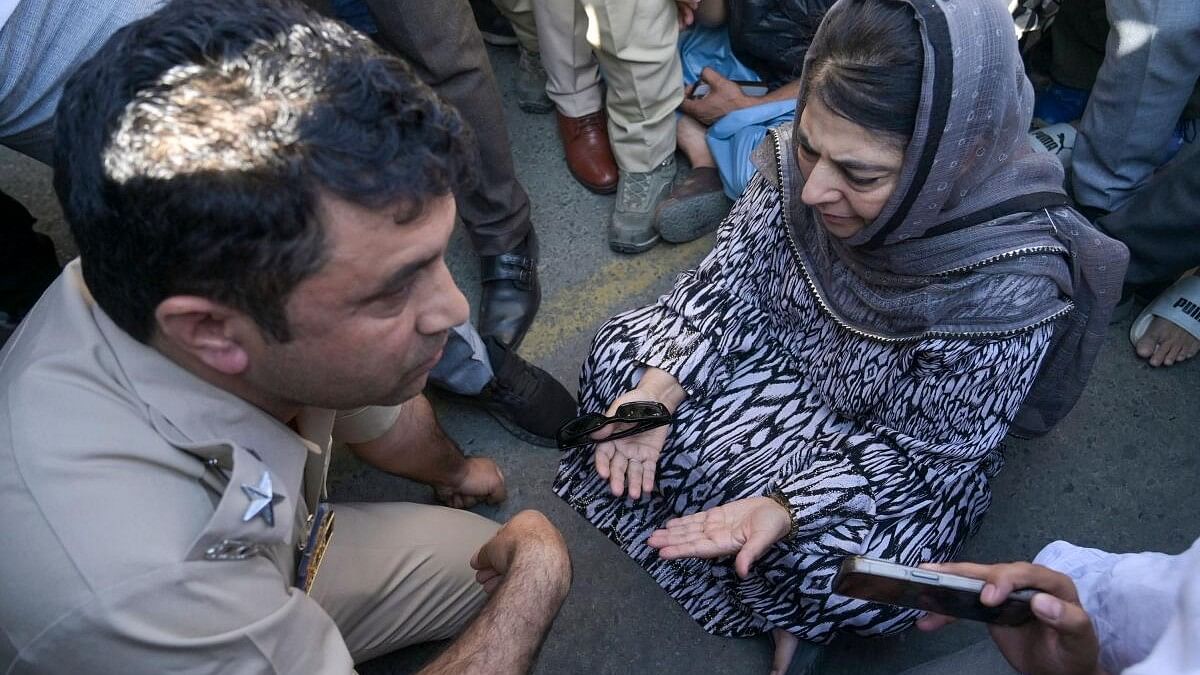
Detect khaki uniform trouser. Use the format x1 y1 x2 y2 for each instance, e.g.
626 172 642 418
495 0 684 172
309 502 500 663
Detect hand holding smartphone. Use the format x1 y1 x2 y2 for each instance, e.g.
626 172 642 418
833 556 1036 625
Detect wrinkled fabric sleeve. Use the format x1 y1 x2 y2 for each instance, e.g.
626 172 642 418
332 405 403 445
769 326 1054 555
635 175 784 400
13 557 354 674
1035 537 1200 675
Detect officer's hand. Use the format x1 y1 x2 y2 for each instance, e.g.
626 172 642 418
434 457 507 509
916 561 1106 675
470 510 571 595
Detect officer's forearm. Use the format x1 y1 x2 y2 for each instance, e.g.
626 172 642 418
345 394 466 486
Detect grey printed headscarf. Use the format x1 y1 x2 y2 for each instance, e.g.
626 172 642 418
754 0 1128 437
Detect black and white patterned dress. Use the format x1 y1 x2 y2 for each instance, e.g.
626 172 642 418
554 174 1054 642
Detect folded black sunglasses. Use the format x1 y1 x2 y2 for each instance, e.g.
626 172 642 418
555 401 672 450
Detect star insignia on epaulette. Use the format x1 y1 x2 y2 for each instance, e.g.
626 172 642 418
241 471 285 527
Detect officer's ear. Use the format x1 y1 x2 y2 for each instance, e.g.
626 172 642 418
154 296 255 375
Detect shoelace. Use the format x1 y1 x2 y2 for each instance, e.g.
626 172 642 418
619 169 655 211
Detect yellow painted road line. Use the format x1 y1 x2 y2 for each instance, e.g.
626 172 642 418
520 236 714 362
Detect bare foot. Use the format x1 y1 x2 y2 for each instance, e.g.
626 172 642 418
1135 315 1200 367
676 113 716 169
770 628 798 675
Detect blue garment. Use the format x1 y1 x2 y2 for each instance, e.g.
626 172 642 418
678 26 759 85
707 101 796 199
428 323 494 396
677 26 796 199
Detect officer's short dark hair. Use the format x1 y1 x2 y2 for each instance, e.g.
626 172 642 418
54 0 474 343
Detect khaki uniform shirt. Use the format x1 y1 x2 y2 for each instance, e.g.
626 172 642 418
0 261 400 673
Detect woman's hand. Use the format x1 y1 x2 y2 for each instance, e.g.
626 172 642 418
592 389 672 500
592 368 685 500
647 496 791 578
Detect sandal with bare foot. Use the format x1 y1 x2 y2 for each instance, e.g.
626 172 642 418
1130 269 1200 367
768 628 824 675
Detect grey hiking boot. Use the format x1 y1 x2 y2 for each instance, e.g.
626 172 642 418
608 155 676 254
516 46 553 114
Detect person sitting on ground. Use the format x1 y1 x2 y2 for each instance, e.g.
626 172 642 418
1033 0 1200 368
905 535 1200 675
553 0 1126 671
0 1 571 671
658 0 836 244
0 0 577 444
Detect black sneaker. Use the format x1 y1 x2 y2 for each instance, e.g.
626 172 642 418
474 337 577 447
470 0 519 47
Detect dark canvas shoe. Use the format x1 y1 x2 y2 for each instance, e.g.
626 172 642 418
0 312 19 350
474 337 577 447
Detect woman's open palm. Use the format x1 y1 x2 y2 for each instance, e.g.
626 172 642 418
592 389 672 500
647 496 791 578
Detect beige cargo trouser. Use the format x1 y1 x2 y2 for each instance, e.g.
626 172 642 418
309 502 500 663
495 0 684 172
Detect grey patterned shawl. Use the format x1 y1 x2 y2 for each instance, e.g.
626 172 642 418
753 0 1128 437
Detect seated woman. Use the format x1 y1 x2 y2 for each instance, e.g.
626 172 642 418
554 0 1127 669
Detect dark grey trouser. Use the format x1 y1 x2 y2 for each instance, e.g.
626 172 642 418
896 639 1017 675
1095 140 1200 288
1051 0 1200 212
363 0 533 257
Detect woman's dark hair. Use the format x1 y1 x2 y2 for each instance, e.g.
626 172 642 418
801 0 924 146
54 0 474 343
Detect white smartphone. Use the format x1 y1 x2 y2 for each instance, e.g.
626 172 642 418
833 556 1035 626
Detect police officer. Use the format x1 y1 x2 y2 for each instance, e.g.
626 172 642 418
0 1 571 671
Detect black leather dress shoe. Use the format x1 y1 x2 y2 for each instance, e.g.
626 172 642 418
478 231 540 349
